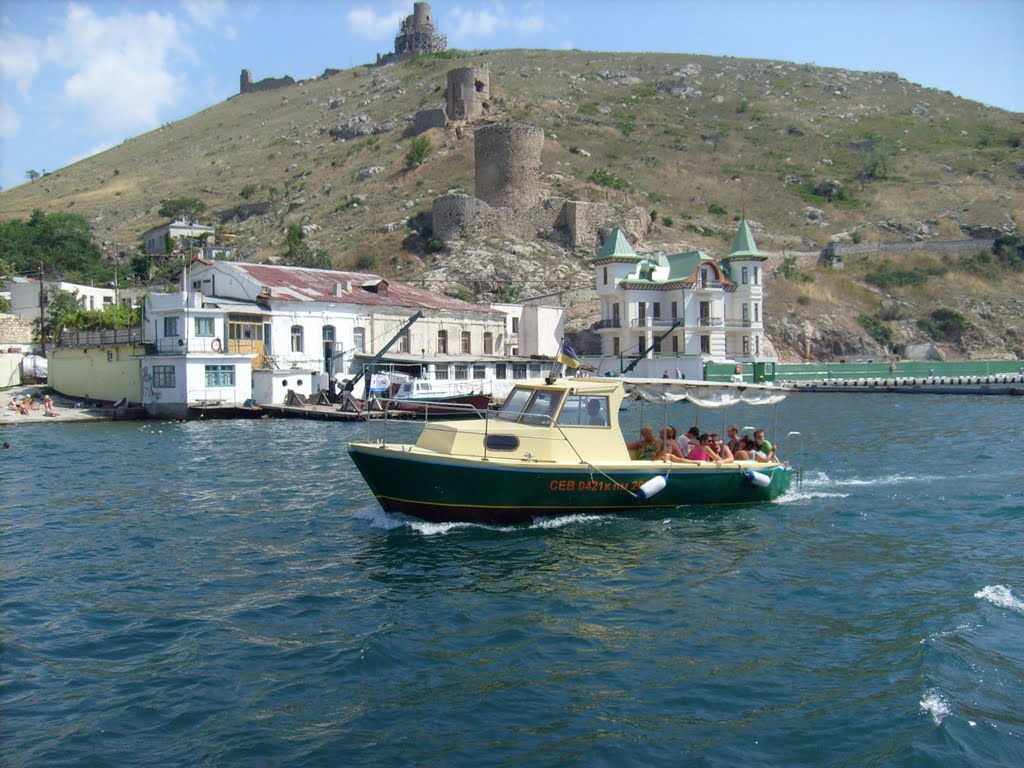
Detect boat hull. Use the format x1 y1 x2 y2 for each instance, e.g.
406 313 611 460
348 444 793 524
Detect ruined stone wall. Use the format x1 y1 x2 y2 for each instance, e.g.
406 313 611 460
433 195 564 242
474 123 544 210
446 65 489 121
239 69 296 95
412 109 447 135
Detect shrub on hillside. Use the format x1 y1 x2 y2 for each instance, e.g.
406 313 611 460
405 136 431 169
857 314 893 349
917 308 971 343
589 168 629 190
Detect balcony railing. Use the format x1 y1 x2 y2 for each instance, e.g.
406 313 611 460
593 319 621 330
695 280 724 290
650 317 681 327
58 328 142 348
697 316 724 327
724 318 758 329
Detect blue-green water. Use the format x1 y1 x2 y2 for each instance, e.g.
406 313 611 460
2 394 1022 767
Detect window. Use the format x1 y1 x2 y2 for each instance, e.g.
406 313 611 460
653 302 661 319
528 364 542 377
496 364 507 379
353 327 365 353
653 339 662 353
163 317 179 337
700 336 710 354
613 337 620 355
511 316 519 334
195 317 214 337
612 303 620 325
473 364 486 378
755 336 761 355
753 303 760 322
435 364 450 380
399 330 410 353
753 266 761 285
558 395 609 427
152 365 175 388
454 364 469 380
521 390 564 426
741 266 749 285
638 303 646 322
671 335 679 353
513 363 528 379
437 329 448 354
205 365 235 387
483 332 493 355
670 301 678 320
742 304 750 324
603 266 608 285
461 331 471 354
291 325 304 353
742 336 751 355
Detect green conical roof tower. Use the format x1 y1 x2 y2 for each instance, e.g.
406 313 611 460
594 227 639 260
722 219 767 261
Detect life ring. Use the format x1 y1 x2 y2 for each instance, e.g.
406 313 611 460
211 338 222 353
734 364 743 375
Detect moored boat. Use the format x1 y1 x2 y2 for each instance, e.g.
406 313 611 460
348 376 795 524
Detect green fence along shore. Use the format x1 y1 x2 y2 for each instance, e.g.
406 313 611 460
705 360 1024 384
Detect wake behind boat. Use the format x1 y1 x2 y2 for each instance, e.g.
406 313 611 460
348 376 795 524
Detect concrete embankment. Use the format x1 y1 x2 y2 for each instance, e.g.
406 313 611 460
786 373 1024 395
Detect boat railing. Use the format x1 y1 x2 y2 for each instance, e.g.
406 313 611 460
368 397 489 446
786 430 803 487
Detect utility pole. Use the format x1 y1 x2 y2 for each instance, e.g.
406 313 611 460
38 265 47 355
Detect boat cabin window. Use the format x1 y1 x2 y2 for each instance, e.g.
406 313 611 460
495 387 564 426
557 395 610 427
484 434 519 451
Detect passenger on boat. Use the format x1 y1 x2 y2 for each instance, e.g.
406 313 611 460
726 425 741 455
734 436 770 462
710 433 733 462
658 426 684 458
679 426 701 457
627 426 663 460
661 436 723 466
586 398 606 426
753 430 776 462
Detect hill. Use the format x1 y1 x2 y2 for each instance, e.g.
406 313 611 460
2 48 1022 360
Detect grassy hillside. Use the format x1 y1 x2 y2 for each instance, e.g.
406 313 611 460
2 49 1022 359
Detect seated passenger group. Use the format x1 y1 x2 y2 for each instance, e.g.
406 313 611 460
630 424 778 464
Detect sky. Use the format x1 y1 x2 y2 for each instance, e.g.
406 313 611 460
1 0 1022 193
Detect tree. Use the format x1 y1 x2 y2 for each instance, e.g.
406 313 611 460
0 209 108 283
26 170 40 181
158 197 207 222
35 289 83 345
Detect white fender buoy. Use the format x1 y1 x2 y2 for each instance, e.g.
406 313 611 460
743 470 772 488
636 475 667 500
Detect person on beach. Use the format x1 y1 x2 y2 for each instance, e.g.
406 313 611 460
43 396 58 417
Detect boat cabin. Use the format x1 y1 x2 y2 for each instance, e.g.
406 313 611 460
415 378 632 464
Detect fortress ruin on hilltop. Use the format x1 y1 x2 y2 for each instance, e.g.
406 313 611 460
377 2 447 66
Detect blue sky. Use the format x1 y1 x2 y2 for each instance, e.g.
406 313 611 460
2 0 1022 193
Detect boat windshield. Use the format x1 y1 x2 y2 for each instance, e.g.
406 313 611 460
494 387 565 426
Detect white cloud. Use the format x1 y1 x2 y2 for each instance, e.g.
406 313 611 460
43 3 185 135
449 1 546 40
348 6 409 40
0 101 22 139
183 0 228 28
0 28 41 99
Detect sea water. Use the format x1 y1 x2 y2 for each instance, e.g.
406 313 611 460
2 394 1022 767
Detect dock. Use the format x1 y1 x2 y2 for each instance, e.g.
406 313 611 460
786 373 1024 395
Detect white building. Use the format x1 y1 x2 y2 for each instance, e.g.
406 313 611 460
139 260 560 416
590 220 770 377
5 277 117 322
142 219 217 255
489 303 564 357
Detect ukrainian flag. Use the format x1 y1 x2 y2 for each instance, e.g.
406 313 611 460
556 342 581 369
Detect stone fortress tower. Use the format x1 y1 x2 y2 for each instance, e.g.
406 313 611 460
379 2 447 64
446 65 490 121
474 123 544 209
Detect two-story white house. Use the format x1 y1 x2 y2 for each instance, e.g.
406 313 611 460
6 277 117 322
591 219 769 377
